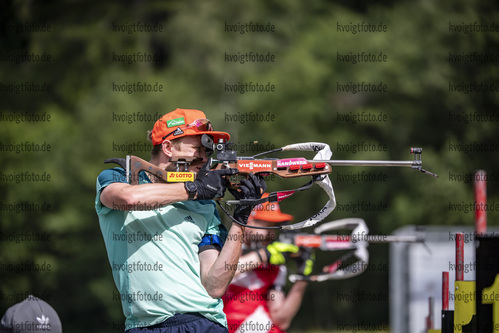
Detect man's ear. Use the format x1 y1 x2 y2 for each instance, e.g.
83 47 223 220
162 140 174 158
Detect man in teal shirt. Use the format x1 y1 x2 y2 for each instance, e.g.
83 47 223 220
95 108 265 332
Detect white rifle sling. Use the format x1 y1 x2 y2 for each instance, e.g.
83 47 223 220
280 143 336 230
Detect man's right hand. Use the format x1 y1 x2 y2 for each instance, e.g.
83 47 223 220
229 173 266 224
191 168 238 200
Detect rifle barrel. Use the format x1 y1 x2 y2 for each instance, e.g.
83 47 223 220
313 160 414 167
362 235 422 243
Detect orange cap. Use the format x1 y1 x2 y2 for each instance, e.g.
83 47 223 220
150 108 230 146
250 193 294 223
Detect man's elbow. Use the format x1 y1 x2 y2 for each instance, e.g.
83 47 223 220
101 186 138 210
202 277 228 298
121 191 141 210
206 286 227 299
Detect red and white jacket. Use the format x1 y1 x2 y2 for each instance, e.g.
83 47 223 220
223 264 287 333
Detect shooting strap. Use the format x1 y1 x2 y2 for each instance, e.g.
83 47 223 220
234 177 315 207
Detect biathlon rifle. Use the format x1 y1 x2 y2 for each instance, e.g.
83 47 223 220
278 218 427 282
105 136 438 230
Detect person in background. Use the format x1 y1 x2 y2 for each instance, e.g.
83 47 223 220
223 194 313 333
0 295 62 333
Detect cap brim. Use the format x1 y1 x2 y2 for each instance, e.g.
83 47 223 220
251 211 294 223
178 129 230 143
199 131 230 143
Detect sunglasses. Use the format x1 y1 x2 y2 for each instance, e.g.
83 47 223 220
162 119 213 140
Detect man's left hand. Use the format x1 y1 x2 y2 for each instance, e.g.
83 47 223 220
230 173 267 224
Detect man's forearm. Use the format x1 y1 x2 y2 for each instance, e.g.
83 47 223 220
232 249 266 278
100 182 189 210
200 223 245 298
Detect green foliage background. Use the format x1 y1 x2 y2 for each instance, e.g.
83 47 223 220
0 0 498 332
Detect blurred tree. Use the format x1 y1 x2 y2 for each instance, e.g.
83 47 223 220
0 0 497 332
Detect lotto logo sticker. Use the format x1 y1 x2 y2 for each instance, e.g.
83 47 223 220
167 172 195 182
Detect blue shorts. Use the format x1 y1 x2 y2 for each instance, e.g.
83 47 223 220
125 313 228 333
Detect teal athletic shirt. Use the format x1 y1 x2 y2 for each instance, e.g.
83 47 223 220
95 167 228 330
